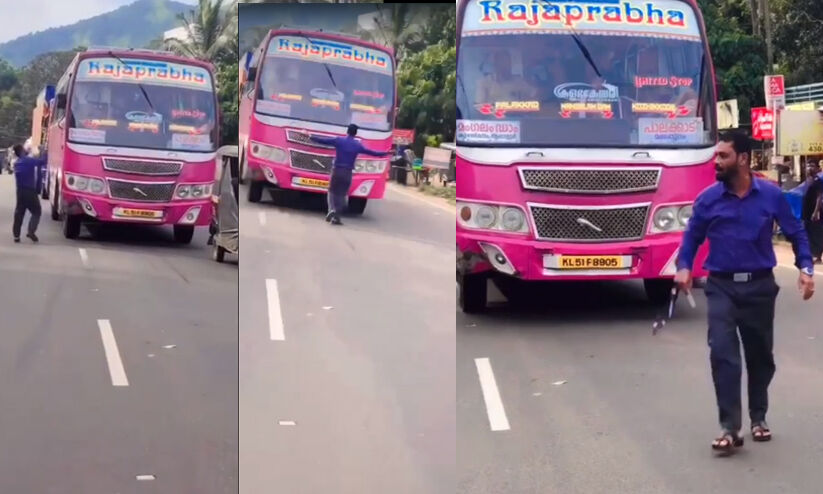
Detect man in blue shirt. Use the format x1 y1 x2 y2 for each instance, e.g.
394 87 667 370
12 144 46 243
675 131 815 455
309 124 390 225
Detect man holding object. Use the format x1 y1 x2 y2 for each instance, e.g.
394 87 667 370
675 131 814 456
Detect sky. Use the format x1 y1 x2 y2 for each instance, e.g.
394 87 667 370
0 0 198 44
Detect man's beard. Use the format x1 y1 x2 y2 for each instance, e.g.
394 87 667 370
716 164 739 183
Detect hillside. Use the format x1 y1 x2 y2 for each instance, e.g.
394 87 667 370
0 0 193 67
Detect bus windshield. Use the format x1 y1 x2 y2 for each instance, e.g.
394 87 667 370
457 0 715 148
68 57 217 152
255 35 394 132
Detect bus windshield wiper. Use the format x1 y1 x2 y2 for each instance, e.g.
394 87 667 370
108 51 156 114
539 1 603 79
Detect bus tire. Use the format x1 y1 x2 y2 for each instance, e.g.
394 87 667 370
644 278 674 306
459 272 488 314
51 181 60 221
62 213 81 239
347 197 367 215
248 181 263 203
173 225 195 244
239 149 247 185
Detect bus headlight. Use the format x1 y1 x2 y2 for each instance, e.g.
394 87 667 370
652 204 692 233
250 141 287 163
65 173 106 196
354 158 387 174
457 201 529 234
175 183 212 200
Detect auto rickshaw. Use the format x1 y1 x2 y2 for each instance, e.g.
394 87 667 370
208 145 239 262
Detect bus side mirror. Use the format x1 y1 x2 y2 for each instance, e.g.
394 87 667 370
247 67 257 82
56 93 67 110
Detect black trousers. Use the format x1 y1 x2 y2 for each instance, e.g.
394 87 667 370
327 167 353 214
13 188 41 238
705 274 779 432
804 220 823 258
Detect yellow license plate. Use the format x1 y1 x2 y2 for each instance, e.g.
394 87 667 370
115 208 162 219
559 256 624 269
294 177 329 188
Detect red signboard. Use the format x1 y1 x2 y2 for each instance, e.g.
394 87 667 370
752 107 774 140
764 75 786 110
392 129 415 146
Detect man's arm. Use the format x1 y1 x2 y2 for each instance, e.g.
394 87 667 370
309 135 337 146
676 194 711 271
776 190 814 270
357 141 391 157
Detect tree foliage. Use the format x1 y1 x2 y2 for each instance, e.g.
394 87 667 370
396 43 456 153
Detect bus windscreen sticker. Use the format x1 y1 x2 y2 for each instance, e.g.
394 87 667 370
172 133 212 151
257 100 291 116
268 36 393 75
76 58 213 91
68 128 106 144
462 0 702 41
457 119 521 144
638 117 703 145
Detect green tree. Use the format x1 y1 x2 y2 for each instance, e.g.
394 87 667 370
359 4 425 64
165 0 237 62
396 43 456 154
699 0 768 125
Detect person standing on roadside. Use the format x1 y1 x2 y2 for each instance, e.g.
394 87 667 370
309 124 391 226
801 160 823 263
12 144 46 243
674 131 815 456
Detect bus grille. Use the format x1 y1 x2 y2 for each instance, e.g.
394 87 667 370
529 204 649 242
107 179 175 203
286 130 335 150
520 168 660 194
290 149 333 175
102 158 183 176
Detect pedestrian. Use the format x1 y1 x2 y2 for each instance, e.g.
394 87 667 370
802 160 823 263
309 124 391 225
12 143 46 243
675 131 815 456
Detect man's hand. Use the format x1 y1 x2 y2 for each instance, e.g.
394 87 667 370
813 209 821 222
674 268 693 293
798 273 815 300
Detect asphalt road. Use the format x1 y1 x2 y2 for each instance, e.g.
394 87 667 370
458 252 823 494
239 183 454 494
0 175 237 493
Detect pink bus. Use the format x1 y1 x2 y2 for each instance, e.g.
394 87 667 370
456 0 716 312
239 29 395 214
45 48 219 243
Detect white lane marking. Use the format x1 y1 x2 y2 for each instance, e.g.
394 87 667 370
776 263 823 276
266 279 285 341
136 475 156 481
474 357 510 432
78 248 90 268
387 183 454 213
98 320 129 387
279 420 296 426
259 211 267 226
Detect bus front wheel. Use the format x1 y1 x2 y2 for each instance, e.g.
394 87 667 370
248 181 264 203
459 272 488 314
348 197 367 215
173 225 195 244
51 180 60 221
644 278 675 306
62 213 81 239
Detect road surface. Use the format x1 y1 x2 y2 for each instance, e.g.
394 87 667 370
458 252 823 494
239 184 454 494
0 175 237 493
